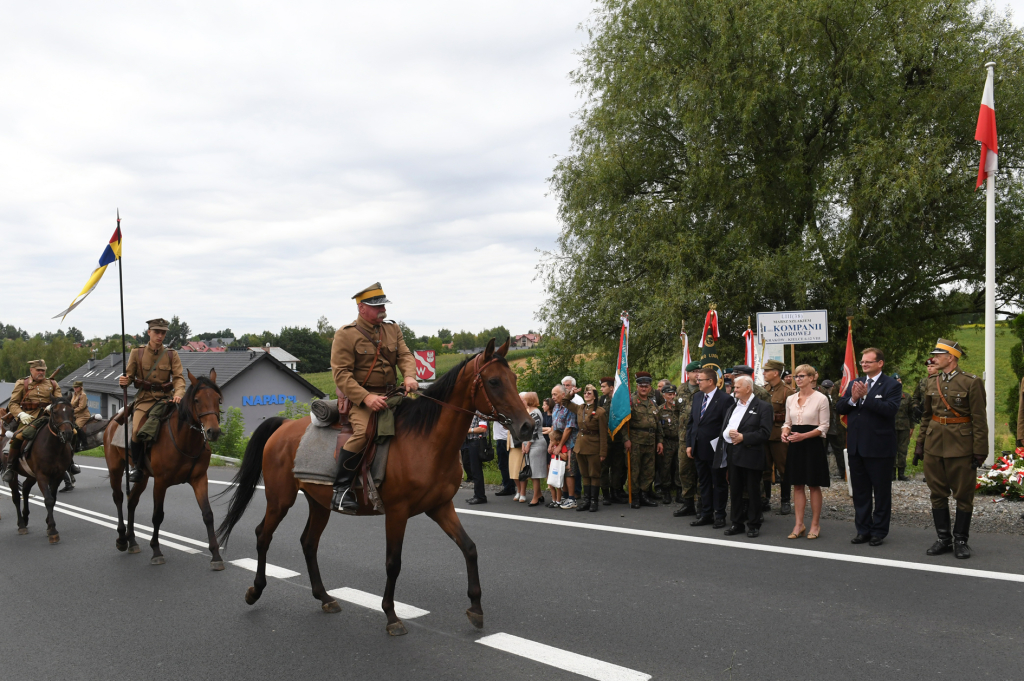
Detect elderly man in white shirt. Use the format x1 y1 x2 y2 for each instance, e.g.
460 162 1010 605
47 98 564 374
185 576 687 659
720 376 774 538
562 376 585 405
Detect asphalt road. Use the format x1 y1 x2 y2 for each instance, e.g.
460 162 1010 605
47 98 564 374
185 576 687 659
1 457 1022 681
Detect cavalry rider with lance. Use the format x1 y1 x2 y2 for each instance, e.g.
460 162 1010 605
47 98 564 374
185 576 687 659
3 359 78 482
118 318 186 482
330 283 418 514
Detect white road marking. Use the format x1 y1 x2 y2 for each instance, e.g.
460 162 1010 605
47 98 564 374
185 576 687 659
229 557 299 579
0 488 201 554
77 463 264 489
477 633 650 681
326 587 430 619
456 508 1024 583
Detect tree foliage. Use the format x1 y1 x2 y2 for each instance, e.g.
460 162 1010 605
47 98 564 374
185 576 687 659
546 0 1024 376
165 315 191 349
277 326 331 373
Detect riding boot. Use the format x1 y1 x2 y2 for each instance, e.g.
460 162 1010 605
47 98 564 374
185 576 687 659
2 439 23 483
953 510 972 559
61 471 75 492
589 486 599 512
575 488 591 512
129 441 148 483
331 447 362 514
601 487 612 506
926 507 953 555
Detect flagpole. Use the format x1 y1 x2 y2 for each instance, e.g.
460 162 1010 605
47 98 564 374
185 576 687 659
116 210 131 498
983 64 997 465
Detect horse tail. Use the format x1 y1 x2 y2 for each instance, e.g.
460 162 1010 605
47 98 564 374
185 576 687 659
216 417 285 546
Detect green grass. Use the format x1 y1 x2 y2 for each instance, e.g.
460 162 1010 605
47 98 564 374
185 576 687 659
79 445 104 458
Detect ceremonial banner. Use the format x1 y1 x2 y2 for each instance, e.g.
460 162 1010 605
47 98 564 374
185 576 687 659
697 306 722 380
742 327 755 367
839 319 857 427
413 350 436 381
608 312 631 438
53 226 122 321
680 324 690 385
975 67 998 188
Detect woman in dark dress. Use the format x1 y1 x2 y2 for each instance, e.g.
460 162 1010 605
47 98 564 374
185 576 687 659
782 365 831 540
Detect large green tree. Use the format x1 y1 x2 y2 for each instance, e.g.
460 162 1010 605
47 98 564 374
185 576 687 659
546 0 1024 376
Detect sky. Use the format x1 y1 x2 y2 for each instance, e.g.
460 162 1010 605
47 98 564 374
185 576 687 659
2 1 1021 342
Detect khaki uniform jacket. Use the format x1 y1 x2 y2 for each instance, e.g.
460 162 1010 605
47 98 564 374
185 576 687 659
9 377 62 421
628 393 662 446
567 401 608 458
331 317 416 406
919 371 988 459
766 381 794 441
659 400 679 445
126 344 186 403
911 376 932 422
895 391 912 431
71 392 91 426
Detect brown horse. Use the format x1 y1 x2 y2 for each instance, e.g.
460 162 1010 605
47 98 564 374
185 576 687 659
217 338 532 635
104 369 226 568
6 397 77 543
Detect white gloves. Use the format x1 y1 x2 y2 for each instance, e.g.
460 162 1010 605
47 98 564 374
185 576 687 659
18 412 32 425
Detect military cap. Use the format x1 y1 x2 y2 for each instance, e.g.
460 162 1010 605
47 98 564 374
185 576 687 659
635 371 653 385
820 379 834 390
685 361 702 372
600 376 615 385
147 318 170 331
28 359 47 370
723 377 733 386
892 372 901 380
73 380 84 388
782 369 791 377
931 338 963 358
763 359 785 373
731 365 755 376
661 383 677 394
352 282 390 306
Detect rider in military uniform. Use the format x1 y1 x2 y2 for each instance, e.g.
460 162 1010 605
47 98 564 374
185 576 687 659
657 384 680 504
2 359 64 483
71 381 91 428
117 318 187 482
913 339 988 559
762 359 794 514
893 374 913 481
330 283 418 513
625 372 663 509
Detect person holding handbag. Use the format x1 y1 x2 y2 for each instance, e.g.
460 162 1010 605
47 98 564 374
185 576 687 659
547 385 577 508
513 392 547 506
566 385 607 512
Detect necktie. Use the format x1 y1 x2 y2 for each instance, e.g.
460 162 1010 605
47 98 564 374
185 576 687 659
701 393 709 419
862 378 873 404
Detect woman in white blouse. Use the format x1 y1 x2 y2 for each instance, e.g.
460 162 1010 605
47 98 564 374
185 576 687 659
781 364 831 539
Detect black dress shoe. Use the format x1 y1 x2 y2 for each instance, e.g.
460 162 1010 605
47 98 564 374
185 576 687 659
630 499 641 509
851 534 870 544
761 499 771 512
713 518 726 529
746 527 760 538
494 488 515 496
779 502 792 515
690 516 712 526
723 526 745 536
69 462 81 474
640 493 659 507
869 536 884 546
466 497 488 505
673 503 696 517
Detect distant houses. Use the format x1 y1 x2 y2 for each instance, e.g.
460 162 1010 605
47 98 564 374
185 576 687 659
512 333 541 349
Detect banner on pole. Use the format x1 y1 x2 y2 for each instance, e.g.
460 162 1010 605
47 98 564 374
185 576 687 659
608 312 631 438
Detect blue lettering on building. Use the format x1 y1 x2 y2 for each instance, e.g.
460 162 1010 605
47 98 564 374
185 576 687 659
242 395 297 406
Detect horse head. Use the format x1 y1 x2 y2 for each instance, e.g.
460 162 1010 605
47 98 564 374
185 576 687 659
471 337 533 443
48 397 76 445
186 368 223 443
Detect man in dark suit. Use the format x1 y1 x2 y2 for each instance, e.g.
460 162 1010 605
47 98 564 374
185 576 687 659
836 347 902 546
685 366 733 528
720 376 773 537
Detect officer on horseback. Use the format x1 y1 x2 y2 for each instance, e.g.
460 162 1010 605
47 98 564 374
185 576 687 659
117 318 186 483
2 359 68 483
330 283 418 513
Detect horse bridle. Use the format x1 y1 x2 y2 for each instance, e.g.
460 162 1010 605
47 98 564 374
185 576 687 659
168 384 221 458
47 404 76 445
402 354 516 430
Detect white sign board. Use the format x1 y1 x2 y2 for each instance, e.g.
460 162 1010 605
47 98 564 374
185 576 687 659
756 310 829 345
763 344 786 363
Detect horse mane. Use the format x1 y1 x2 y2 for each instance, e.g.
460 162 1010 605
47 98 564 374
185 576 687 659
395 353 509 435
176 376 222 425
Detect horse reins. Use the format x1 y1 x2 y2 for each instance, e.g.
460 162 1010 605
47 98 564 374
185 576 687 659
167 384 221 460
398 355 515 429
47 404 76 445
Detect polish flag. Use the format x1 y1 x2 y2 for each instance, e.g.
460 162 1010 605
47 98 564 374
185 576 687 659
975 69 998 188
839 322 857 427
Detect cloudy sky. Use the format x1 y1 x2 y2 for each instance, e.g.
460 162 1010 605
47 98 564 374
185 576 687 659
2 1 1021 341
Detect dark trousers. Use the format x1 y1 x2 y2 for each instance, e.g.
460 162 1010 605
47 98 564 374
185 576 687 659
496 439 513 490
848 452 894 538
602 439 626 491
827 432 846 478
694 457 728 519
461 440 486 500
729 462 764 529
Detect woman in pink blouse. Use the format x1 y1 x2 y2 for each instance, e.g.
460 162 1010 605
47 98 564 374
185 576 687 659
781 365 831 539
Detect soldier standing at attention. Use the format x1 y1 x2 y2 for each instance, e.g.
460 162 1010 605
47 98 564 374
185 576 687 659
672 361 702 516
762 359 794 514
330 283 418 513
118 318 187 482
893 374 913 481
598 377 627 504
625 372 663 509
657 384 680 504
913 339 988 559
2 360 63 483
911 359 939 421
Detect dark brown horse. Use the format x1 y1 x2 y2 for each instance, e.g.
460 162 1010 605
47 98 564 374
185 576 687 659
6 397 77 543
217 338 532 635
104 369 226 568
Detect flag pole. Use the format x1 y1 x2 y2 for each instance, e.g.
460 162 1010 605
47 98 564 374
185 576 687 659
116 209 131 498
984 61 997 466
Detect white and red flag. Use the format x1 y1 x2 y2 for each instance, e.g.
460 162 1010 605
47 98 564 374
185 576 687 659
742 328 755 368
680 326 691 385
839 320 857 426
975 68 998 188
697 309 719 348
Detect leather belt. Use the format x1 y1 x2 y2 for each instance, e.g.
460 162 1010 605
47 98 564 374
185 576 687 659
932 415 971 425
579 428 598 436
632 426 654 433
134 379 173 392
19 401 41 411
363 384 394 394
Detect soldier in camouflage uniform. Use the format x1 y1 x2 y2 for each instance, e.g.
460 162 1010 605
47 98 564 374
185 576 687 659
657 384 680 504
893 374 913 481
3 359 63 483
911 359 939 422
672 362 701 515
598 377 628 504
625 372 663 508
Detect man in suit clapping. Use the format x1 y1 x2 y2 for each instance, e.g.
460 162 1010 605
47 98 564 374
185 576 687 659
721 376 773 538
836 347 902 546
685 366 733 528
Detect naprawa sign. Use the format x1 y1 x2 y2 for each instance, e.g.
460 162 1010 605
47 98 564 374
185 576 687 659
756 310 829 345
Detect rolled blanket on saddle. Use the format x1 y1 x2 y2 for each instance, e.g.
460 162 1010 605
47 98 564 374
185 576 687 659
310 399 339 427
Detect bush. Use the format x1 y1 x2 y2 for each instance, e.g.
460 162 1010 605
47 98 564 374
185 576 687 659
278 401 311 420
211 406 247 460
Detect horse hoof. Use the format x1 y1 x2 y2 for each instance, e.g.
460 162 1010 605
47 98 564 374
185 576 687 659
245 587 260 605
151 556 166 565
18 527 28 535
49 534 60 544
321 601 342 614
210 560 225 571
127 545 140 554
386 621 408 636
466 610 484 629
116 540 128 552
